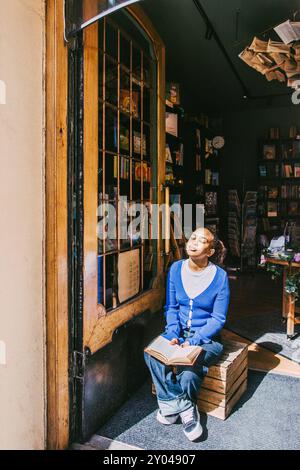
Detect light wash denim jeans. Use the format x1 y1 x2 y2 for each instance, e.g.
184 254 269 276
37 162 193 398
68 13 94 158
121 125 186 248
144 333 223 417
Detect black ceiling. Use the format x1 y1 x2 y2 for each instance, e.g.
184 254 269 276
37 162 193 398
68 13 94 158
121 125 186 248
141 0 300 113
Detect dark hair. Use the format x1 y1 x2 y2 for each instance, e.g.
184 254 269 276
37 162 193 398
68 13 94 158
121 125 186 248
209 233 227 267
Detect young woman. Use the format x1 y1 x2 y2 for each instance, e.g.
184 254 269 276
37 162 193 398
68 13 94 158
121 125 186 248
144 228 230 442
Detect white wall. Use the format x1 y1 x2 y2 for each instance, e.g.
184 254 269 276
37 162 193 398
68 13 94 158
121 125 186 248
0 0 46 449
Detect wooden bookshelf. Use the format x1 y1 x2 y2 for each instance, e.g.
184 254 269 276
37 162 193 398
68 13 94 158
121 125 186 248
258 138 300 235
183 120 221 236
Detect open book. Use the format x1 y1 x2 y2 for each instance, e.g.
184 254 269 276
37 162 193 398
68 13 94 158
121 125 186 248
144 336 202 366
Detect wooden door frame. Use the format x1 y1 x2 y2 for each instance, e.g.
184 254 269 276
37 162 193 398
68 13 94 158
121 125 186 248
46 0 165 449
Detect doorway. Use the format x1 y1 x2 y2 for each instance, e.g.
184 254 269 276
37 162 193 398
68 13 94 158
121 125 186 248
67 7 167 442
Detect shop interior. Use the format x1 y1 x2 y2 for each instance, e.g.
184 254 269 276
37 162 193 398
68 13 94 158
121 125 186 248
70 0 300 450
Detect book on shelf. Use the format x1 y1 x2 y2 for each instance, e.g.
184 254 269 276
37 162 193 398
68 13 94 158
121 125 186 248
174 143 184 166
166 82 180 106
120 90 139 118
211 172 219 186
294 141 300 159
144 335 202 366
133 131 147 155
165 162 174 184
120 156 130 180
294 163 300 178
288 201 299 216
268 186 279 199
195 154 201 171
166 112 178 137
267 201 278 217
205 192 217 215
196 129 201 149
120 126 130 152
283 164 293 178
165 144 173 163
263 144 276 160
259 164 267 177
269 128 280 140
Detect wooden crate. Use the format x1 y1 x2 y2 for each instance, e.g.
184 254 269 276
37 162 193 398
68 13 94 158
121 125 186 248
198 340 248 420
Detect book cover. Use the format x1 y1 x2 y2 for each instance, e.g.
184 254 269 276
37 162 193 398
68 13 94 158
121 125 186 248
165 144 173 163
166 82 180 105
166 112 178 137
295 163 300 178
263 144 276 160
268 187 279 199
120 126 129 152
133 131 147 155
205 192 217 215
120 89 139 118
267 201 278 217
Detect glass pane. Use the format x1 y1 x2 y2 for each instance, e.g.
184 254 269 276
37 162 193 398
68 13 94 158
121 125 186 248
104 153 118 201
143 240 154 290
120 113 130 155
65 0 142 40
105 105 118 152
132 45 142 81
120 68 130 115
98 255 104 304
119 156 130 197
143 54 151 87
132 160 142 200
120 33 131 69
143 86 151 123
132 81 141 119
143 164 151 200
105 20 118 59
105 254 119 310
119 197 131 250
129 202 142 247
105 57 118 107
143 124 151 161
132 127 143 159
97 200 118 254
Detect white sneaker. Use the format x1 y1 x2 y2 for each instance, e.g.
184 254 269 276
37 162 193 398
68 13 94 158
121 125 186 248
180 405 203 441
156 410 179 425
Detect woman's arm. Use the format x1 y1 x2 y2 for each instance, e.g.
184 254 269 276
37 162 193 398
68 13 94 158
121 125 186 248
188 273 230 346
161 264 182 341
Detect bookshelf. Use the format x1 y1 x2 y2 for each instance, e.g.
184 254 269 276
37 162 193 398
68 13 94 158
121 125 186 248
258 138 300 236
183 120 221 237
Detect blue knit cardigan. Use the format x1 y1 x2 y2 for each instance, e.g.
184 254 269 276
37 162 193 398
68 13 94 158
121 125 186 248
161 260 230 346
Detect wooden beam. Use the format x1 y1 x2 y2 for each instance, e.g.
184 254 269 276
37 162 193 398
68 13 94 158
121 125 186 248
46 0 69 450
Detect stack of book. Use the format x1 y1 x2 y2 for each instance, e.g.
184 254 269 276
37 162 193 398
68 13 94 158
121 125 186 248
228 190 241 258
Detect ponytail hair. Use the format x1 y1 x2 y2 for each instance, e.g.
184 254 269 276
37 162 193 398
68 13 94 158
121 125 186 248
210 234 227 267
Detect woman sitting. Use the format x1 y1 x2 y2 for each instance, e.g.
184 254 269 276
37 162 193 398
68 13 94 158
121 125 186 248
144 228 230 442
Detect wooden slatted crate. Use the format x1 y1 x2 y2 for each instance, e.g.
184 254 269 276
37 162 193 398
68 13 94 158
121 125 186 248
198 340 248 420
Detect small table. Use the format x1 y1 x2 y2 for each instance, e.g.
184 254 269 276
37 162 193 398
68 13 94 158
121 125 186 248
265 257 300 339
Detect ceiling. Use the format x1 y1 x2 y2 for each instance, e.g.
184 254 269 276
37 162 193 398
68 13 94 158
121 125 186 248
141 0 300 113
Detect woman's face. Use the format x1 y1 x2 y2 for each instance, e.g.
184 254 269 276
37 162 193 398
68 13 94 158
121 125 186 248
186 228 215 260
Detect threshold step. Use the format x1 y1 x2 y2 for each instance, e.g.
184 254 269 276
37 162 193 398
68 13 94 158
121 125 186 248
72 435 142 451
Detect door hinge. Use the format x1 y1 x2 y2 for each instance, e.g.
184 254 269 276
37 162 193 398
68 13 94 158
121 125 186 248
71 350 86 381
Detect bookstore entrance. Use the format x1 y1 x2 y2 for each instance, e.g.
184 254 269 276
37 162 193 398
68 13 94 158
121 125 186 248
48 0 300 448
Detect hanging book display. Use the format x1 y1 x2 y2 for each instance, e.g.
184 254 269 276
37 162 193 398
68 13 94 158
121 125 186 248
239 33 300 89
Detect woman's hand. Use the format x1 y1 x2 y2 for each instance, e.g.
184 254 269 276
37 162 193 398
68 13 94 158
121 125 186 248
170 338 179 345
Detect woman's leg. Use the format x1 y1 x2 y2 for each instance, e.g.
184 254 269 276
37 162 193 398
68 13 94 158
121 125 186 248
176 340 224 403
144 352 192 416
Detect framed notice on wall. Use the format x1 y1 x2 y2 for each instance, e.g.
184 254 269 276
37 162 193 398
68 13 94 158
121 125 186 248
118 249 140 303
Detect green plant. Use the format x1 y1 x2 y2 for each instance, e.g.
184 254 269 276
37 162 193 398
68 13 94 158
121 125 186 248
285 271 300 300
